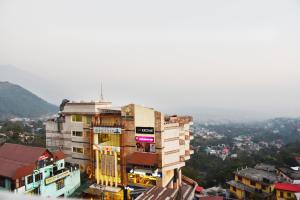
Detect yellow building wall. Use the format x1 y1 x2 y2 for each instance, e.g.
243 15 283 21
276 190 296 200
230 186 245 199
235 175 273 193
95 150 121 187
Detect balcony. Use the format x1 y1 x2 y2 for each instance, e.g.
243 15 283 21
180 155 185 162
189 132 194 140
92 121 121 128
179 139 185 145
190 145 195 154
185 150 190 156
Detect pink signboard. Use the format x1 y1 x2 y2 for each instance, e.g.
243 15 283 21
135 136 154 143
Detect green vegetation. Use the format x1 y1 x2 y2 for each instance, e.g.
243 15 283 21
0 81 57 120
0 120 46 147
185 141 300 188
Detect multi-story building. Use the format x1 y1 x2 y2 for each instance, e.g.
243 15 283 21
0 143 80 197
46 100 113 173
227 167 282 199
47 100 195 199
88 104 195 199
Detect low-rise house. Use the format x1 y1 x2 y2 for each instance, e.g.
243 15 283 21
227 167 282 199
0 143 80 197
277 167 300 184
274 183 300 200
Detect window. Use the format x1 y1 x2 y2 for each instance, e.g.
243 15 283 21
72 147 84 154
262 185 266 190
85 116 92 124
72 131 83 137
280 191 284 197
35 173 43 182
20 177 25 187
232 186 236 192
250 180 255 186
71 115 82 122
27 175 33 184
287 192 291 197
238 176 242 181
0 177 5 187
56 179 64 190
98 133 120 147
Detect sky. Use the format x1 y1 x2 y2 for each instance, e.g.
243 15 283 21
0 0 300 121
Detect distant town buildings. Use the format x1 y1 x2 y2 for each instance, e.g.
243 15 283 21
0 143 80 197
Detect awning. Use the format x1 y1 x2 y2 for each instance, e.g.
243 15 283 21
127 152 158 167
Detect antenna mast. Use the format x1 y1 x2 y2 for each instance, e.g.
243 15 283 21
100 81 104 101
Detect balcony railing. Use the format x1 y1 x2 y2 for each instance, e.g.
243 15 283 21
179 139 185 145
185 150 190 156
92 122 121 127
180 155 185 162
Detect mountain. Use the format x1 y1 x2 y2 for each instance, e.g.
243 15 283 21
0 81 58 120
0 65 64 104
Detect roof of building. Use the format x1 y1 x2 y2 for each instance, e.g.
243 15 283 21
200 196 224 200
275 183 300 192
135 186 178 200
136 183 195 200
195 186 204 193
254 163 276 173
277 167 300 180
165 115 193 125
0 143 47 179
127 152 158 166
0 143 46 163
235 167 280 185
52 151 64 161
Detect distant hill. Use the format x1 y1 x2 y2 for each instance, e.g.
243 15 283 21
0 65 64 104
0 81 58 120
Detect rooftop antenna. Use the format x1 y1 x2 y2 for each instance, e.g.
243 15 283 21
100 81 104 101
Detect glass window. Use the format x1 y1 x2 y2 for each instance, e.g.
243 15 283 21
20 177 25 187
27 175 33 184
56 179 64 190
72 147 84 154
85 116 92 124
250 180 255 186
232 186 236 192
72 115 82 122
98 134 120 147
35 173 43 182
0 177 4 187
238 176 242 181
72 131 83 137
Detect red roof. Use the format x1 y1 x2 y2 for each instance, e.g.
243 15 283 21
127 152 158 166
275 183 300 192
53 151 65 161
0 143 47 179
200 196 223 200
195 186 204 193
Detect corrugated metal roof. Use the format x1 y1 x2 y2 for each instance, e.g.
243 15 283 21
0 143 47 179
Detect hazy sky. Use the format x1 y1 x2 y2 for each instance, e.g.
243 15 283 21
0 0 300 120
